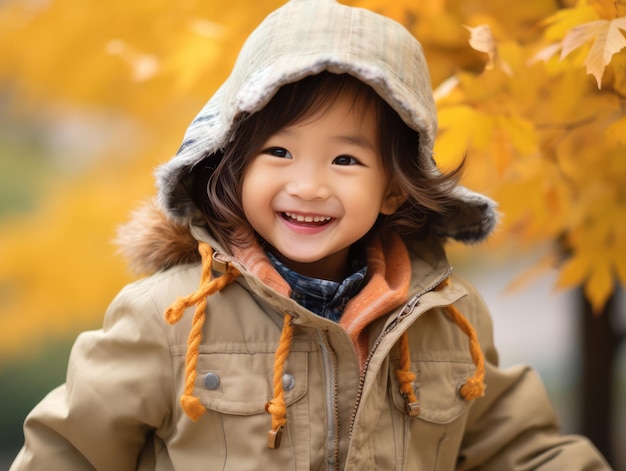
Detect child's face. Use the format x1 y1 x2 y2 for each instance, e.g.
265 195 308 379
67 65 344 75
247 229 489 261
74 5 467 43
241 94 402 281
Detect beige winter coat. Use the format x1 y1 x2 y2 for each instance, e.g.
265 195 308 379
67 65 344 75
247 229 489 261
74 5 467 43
11 219 610 470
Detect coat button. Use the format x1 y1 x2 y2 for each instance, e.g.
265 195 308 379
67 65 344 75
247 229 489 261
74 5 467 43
203 372 220 390
282 373 295 391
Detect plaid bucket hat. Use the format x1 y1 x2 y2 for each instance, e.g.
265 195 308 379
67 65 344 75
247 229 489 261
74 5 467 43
156 0 498 243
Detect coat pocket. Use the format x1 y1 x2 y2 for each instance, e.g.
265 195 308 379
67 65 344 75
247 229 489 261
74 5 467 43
180 348 310 470
389 352 473 424
388 353 474 470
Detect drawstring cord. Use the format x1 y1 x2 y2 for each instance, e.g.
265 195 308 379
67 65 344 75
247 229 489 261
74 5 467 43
265 313 294 449
396 332 420 415
395 276 486 415
164 241 293 449
165 242 240 421
435 277 485 400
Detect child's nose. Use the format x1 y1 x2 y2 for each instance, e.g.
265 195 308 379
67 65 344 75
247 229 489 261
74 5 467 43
284 168 331 200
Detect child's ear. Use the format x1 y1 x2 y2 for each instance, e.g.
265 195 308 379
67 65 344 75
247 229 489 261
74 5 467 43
380 184 407 215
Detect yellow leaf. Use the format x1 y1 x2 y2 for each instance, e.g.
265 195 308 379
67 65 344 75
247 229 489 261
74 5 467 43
529 42 563 64
561 16 626 87
436 105 494 156
588 0 626 19
560 19 608 58
542 3 599 42
604 47 626 94
557 253 591 288
586 16 626 86
465 24 497 70
497 116 538 155
433 75 460 102
584 263 614 313
490 127 513 176
605 113 626 147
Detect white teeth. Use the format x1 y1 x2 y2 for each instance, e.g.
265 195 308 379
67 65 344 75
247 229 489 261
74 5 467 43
284 212 331 223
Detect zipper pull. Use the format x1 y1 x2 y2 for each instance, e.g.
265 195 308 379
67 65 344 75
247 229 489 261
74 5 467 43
404 399 421 417
398 295 420 321
267 427 283 449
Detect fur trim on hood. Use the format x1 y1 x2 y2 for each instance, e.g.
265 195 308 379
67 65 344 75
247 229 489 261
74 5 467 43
154 0 498 246
116 200 200 275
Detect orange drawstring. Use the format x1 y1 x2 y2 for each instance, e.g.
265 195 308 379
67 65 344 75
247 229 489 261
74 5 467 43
396 332 420 416
395 277 486 417
265 313 294 449
165 242 240 421
435 278 485 400
164 241 295 449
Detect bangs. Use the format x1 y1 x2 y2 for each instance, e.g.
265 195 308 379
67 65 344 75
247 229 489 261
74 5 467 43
243 72 380 148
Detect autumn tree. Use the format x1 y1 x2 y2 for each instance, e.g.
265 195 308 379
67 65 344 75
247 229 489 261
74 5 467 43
0 0 624 464
431 2 626 463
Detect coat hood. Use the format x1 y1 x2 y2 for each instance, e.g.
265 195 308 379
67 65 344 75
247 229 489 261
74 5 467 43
155 0 498 244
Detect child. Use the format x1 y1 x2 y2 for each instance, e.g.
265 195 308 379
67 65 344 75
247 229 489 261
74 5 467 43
11 0 612 469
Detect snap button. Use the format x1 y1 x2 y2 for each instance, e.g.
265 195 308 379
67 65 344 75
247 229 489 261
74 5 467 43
203 372 220 390
282 373 295 391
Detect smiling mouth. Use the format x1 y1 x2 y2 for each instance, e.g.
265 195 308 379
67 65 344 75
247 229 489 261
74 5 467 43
282 212 333 225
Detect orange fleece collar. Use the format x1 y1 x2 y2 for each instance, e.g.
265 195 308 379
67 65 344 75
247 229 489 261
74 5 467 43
339 234 411 366
231 233 412 366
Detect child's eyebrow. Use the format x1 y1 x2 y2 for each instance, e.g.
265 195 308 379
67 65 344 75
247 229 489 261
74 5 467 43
271 128 377 152
333 134 377 152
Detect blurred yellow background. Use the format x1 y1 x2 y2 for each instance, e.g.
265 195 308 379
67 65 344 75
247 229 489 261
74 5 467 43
1 0 624 468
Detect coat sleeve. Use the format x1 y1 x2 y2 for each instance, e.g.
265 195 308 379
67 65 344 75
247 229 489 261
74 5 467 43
10 280 175 471
453 278 613 470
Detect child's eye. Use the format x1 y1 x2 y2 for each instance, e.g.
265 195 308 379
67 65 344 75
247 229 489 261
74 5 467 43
263 147 292 159
333 155 360 166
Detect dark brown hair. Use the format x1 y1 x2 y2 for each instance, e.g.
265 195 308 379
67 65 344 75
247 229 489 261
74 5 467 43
191 72 463 251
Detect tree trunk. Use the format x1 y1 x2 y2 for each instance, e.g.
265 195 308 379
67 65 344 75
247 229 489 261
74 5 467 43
579 288 621 468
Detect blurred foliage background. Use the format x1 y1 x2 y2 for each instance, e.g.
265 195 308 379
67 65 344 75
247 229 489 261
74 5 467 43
1 0 625 468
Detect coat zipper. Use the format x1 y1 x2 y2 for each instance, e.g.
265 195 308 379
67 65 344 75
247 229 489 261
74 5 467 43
348 268 453 436
317 330 340 471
